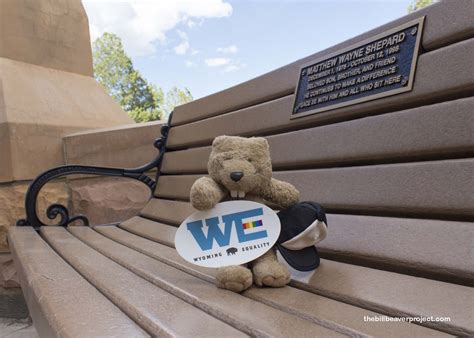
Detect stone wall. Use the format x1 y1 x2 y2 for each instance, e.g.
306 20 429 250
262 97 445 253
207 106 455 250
64 122 163 225
69 176 152 226
0 181 69 287
0 181 69 252
0 121 162 249
0 0 93 76
0 0 166 291
0 121 163 287
0 0 137 288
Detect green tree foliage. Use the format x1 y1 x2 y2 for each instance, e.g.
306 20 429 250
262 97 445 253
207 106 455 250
128 85 165 122
93 33 164 122
407 0 435 13
163 86 193 119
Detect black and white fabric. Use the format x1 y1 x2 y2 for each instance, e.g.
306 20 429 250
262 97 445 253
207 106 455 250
276 202 328 271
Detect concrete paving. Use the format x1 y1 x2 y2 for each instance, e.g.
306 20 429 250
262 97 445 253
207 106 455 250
0 318 37 338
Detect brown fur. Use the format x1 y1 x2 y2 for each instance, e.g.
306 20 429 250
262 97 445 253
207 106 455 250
190 135 300 292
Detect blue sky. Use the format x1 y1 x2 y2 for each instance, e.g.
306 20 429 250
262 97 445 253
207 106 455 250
83 0 414 99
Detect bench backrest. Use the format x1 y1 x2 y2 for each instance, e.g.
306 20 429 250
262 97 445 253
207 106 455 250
144 0 473 287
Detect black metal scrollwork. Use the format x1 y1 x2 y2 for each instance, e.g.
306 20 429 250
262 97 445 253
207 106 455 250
16 113 172 230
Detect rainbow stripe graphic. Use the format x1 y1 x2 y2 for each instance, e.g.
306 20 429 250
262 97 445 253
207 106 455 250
242 220 263 230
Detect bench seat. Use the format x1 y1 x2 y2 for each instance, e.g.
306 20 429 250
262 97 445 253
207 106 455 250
116 213 474 337
8 227 148 338
9 223 467 337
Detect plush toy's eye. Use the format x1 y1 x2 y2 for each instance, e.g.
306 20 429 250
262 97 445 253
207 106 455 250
247 158 253 162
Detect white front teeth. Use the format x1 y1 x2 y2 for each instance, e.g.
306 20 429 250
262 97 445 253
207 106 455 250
230 190 246 198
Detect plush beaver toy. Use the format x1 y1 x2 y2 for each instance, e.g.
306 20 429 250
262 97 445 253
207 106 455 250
190 135 301 292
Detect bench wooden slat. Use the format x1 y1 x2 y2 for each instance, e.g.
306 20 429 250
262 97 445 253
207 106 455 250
128 207 474 285
95 225 466 336
169 39 474 148
141 199 195 225
242 287 448 337
171 0 474 126
40 227 245 337
120 216 175 247
285 256 474 337
153 159 474 218
69 226 344 338
162 146 210 174
8 227 149 338
92 226 447 337
162 97 474 174
152 174 198 200
319 214 474 283
277 159 473 218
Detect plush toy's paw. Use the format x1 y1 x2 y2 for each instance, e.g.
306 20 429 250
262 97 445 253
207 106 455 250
190 177 223 210
192 195 219 210
252 259 291 288
216 265 253 293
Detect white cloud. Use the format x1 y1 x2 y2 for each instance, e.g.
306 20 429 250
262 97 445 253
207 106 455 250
217 45 238 54
205 58 231 67
223 65 239 72
185 60 196 67
173 30 195 55
205 57 245 72
224 61 246 72
177 31 188 40
83 0 232 57
174 40 190 55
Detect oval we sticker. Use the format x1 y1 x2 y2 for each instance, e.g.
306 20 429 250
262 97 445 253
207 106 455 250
175 200 281 268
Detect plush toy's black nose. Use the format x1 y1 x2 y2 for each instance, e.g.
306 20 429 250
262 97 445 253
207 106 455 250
230 171 244 182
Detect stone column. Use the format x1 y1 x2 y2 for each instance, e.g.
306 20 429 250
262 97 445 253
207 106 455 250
0 0 133 283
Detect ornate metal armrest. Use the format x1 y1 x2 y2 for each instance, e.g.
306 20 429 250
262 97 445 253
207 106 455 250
17 123 170 230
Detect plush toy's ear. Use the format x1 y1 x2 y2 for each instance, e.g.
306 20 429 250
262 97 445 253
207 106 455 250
212 135 228 148
254 137 269 150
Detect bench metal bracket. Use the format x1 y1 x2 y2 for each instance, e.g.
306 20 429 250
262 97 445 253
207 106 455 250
16 114 171 231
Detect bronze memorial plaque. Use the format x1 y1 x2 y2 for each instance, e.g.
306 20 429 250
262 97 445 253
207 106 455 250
292 17 424 119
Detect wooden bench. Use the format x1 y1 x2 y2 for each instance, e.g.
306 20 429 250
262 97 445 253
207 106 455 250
8 1 474 336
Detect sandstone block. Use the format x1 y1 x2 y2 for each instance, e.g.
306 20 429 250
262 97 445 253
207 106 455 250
0 181 68 252
69 176 151 226
0 253 19 288
0 0 93 76
0 58 133 182
64 121 163 169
